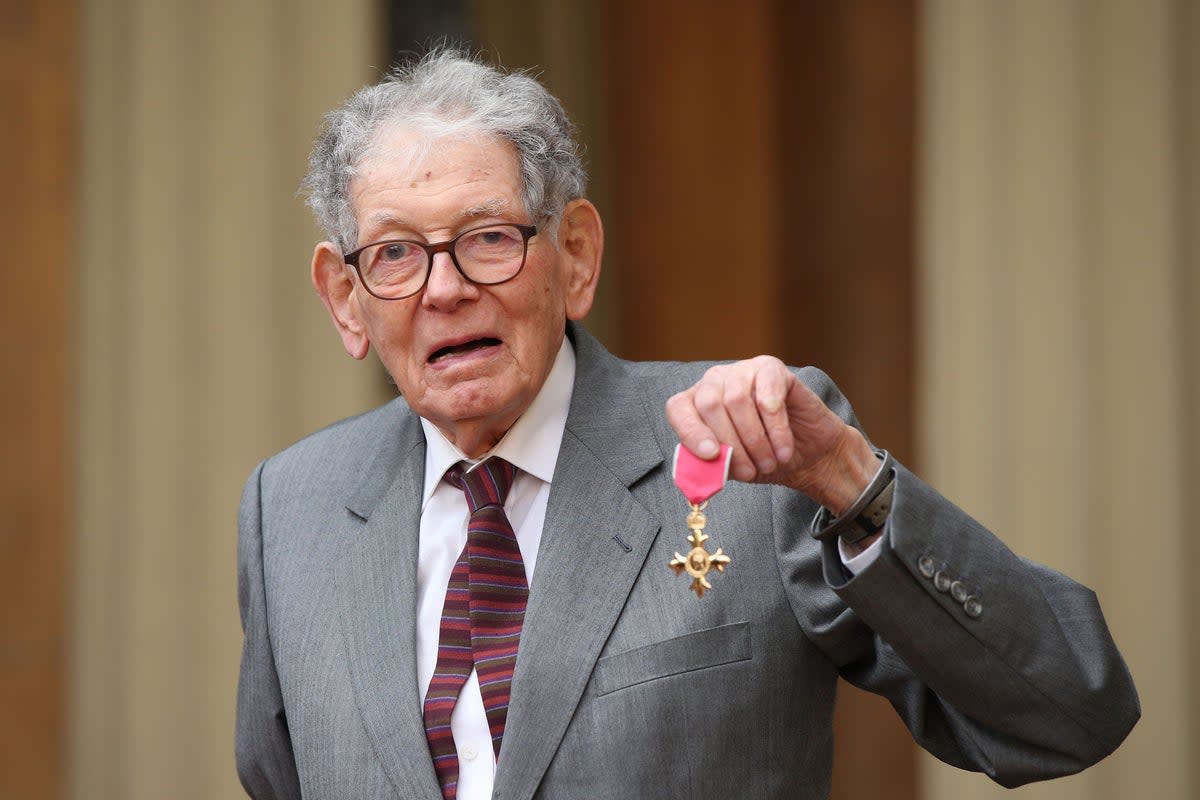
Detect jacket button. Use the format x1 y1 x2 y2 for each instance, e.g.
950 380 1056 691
950 580 968 604
963 596 983 619
934 570 952 593
918 555 936 578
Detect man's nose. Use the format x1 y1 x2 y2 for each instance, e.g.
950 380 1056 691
422 251 476 307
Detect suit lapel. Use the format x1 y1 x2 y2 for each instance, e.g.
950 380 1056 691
333 407 443 800
494 325 666 800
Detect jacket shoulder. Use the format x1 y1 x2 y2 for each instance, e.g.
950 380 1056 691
253 397 418 492
625 358 846 413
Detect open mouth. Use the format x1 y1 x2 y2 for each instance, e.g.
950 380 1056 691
429 337 501 363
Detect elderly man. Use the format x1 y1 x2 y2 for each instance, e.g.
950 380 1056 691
236 51 1138 800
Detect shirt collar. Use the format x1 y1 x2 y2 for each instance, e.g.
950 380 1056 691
420 336 576 505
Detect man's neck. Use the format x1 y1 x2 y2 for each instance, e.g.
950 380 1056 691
419 338 577 499
432 414 521 459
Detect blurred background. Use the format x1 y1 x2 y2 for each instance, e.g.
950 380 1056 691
2 0 1196 798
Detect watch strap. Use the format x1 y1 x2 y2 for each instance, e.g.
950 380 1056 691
811 448 896 544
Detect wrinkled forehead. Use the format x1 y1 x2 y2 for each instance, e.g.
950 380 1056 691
349 121 526 222
358 120 515 186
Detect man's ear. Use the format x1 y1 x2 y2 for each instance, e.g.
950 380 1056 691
557 198 603 321
312 241 370 359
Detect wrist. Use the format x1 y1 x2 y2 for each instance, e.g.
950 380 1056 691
805 427 879 514
811 447 896 544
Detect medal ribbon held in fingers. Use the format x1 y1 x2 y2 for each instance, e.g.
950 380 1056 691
669 443 733 598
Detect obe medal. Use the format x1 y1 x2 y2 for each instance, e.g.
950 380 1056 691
669 443 733 598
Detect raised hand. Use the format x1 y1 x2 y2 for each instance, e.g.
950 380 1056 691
665 356 878 515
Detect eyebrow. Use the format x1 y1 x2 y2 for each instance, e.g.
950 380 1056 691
362 198 512 236
461 198 510 219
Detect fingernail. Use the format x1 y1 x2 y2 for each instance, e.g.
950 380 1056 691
697 439 718 458
758 459 777 474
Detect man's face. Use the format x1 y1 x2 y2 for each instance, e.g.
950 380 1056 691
317 126 599 455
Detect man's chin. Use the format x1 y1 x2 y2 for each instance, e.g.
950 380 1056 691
412 383 529 453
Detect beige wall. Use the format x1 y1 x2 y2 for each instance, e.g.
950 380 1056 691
71 1 385 797
920 1 1198 798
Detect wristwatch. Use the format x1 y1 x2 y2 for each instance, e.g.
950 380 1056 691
810 448 896 544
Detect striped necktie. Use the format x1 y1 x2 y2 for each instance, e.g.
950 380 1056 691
423 457 528 800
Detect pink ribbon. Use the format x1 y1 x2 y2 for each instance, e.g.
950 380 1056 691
672 443 733 505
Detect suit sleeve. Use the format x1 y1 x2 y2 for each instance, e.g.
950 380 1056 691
236 460 303 799
779 368 1140 788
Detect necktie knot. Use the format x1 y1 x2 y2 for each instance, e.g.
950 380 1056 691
445 457 516 512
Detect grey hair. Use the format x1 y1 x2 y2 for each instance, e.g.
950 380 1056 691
302 49 587 253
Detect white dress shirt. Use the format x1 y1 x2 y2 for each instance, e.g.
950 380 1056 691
414 339 882 799
416 339 576 800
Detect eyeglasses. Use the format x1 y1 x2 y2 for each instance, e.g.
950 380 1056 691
343 222 538 300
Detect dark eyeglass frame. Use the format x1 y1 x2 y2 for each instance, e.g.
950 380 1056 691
342 222 538 300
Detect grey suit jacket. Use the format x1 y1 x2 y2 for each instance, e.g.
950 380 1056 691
237 323 1138 799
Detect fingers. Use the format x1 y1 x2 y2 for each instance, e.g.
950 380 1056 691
666 357 797 482
695 368 773 481
754 362 795 466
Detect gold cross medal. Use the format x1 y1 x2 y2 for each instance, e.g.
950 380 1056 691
669 443 733 598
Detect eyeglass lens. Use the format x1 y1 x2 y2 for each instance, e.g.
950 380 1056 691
357 224 529 298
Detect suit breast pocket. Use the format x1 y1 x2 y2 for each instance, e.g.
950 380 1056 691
591 621 752 697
